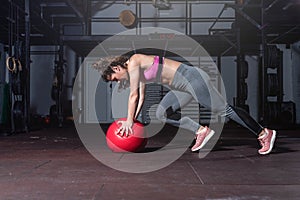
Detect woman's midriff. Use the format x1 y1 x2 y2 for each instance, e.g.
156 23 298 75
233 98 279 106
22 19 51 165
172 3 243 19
160 58 181 85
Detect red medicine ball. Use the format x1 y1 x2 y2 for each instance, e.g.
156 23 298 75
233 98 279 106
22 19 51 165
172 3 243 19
106 118 147 152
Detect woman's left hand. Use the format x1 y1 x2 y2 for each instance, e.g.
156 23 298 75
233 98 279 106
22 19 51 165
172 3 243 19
116 120 133 137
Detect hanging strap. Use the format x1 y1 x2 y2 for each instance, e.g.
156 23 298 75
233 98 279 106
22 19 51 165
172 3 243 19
156 56 163 83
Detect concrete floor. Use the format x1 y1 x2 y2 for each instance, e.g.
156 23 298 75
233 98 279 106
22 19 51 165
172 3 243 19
1 123 300 200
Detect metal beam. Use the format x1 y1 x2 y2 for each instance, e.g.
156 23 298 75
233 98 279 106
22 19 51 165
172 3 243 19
227 3 263 30
268 25 300 44
264 0 282 12
66 0 84 20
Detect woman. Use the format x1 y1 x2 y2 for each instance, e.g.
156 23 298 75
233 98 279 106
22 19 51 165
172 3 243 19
93 54 276 155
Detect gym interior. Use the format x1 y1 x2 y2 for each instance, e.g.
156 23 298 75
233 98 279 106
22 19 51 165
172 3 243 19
0 0 300 199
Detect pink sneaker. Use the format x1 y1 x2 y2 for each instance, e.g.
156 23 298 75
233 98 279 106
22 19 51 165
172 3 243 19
258 128 277 155
191 126 215 152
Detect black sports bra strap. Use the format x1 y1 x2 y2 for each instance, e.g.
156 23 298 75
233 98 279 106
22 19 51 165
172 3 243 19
156 56 163 83
159 56 163 64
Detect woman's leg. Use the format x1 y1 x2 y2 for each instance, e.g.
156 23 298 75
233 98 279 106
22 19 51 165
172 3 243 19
187 68 263 136
156 90 201 133
172 64 276 153
222 105 263 136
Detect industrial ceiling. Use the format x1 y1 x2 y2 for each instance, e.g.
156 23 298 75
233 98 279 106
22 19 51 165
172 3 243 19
0 0 299 56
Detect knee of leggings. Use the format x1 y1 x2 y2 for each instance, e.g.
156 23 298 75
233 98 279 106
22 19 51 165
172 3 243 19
211 105 228 116
156 105 166 121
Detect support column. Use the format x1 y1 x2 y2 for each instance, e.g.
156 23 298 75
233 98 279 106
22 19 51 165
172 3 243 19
260 0 267 123
24 0 31 132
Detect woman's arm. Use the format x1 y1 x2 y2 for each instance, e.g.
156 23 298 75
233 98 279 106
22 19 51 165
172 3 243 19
116 56 140 136
134 81 145 119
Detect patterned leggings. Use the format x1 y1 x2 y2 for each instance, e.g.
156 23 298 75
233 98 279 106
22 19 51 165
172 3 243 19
155 64 263 135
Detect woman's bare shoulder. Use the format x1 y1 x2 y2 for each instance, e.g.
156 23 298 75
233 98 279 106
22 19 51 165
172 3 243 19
128 54 154 68
129 53 151 61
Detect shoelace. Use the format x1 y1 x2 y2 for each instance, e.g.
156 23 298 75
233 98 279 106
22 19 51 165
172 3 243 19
258 138 264 146
259 129 271 147
195 127 208 141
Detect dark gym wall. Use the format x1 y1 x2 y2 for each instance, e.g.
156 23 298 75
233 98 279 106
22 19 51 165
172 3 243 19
30 46 76 116
0 44 5 83
291 41 300 124
30 46 56 115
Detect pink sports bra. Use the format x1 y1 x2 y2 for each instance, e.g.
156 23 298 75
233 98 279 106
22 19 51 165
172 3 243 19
144 56 163 81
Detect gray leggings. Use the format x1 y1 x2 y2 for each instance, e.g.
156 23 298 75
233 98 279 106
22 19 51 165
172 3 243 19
155 64 263 135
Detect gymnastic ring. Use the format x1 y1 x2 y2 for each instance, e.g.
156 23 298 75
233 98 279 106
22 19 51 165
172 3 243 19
6 57 16 72
16 59 22 71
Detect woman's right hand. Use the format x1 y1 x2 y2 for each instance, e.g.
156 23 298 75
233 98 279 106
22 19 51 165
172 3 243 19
115 120 133 137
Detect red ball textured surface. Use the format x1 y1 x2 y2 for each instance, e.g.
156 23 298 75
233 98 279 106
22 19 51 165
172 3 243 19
106 118 147 152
